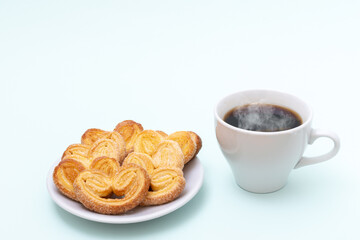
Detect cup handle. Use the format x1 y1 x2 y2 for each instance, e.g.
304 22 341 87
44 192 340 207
295 129 340 169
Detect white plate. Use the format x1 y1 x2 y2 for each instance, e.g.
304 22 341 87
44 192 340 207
47 157 204 224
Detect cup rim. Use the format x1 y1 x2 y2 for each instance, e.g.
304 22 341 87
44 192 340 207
214 89 313 135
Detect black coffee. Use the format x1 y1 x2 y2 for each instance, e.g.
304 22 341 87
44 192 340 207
224 104 302 132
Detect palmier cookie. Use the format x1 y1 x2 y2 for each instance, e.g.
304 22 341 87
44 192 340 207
102 131 127 162
133 130 165 156
141 167 185 206
188 131 202 157
89 131 126 164
73 164 150 215
123 152 155 175
114 120 143 154
81 128 108 146
167 131 197 164
152 140 184 169
89 157 121 178
61 144 91 167
53 159 86 200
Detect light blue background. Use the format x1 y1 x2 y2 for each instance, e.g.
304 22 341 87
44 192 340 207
1 0 359 239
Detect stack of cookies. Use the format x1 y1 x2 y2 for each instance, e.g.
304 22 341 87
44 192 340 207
53 120 202 215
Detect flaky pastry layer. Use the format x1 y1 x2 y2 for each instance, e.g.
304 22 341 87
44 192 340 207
188 131 202 160
81 128 108 146
123 152 155 175
133 130 165 156
152 140 184 169
61 144 91 167
53 159 86 200
114 120 144 154
89 156 121 178
73 164 150 215
141 167 186 206
167 131 197 164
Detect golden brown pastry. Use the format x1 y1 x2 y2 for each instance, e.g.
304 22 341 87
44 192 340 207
188 131 202 159
74 170 112 201
123 152 155 175
53 159 86 200
156 130 168 138
133 130 165 156
61 144 91 167
81 128 108 146
102 131 127 162
89 156 121 178
114 120 143 154
167 131 197 164
141 167 185 206
152 140 184 169
89 137 125 164
53 119 202 214
81 130 126 162
73 164 150 214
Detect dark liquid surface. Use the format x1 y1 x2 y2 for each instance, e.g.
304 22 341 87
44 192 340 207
224 104 302 132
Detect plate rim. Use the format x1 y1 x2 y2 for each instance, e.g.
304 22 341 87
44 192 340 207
47 157 204 224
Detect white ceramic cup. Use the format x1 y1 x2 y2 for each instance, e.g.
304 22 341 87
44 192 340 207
215 89 340 193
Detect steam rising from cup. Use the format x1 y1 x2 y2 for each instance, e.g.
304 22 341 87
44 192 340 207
225 103 302 132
